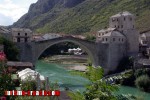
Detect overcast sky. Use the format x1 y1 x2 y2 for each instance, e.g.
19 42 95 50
0 0 38 26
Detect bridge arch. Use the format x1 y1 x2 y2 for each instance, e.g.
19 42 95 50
33 36 98 66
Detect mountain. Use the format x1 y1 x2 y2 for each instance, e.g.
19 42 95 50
12 0 150 34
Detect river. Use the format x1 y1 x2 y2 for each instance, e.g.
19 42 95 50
35 60 150 99
35 60 90 91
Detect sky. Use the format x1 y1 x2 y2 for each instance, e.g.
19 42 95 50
0 0 38 26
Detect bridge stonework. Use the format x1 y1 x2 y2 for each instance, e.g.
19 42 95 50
16 36 126 73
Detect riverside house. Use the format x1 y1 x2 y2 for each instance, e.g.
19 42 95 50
7 61 33 73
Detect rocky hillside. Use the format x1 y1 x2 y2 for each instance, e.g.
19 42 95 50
12 0 150 34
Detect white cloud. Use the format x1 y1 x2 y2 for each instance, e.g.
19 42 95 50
0 0 37 26
0 13 13 26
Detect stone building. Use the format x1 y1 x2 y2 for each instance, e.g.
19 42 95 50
11 28 33 43
139 30 150 57
96 11 139 71
109 11 139 55
97 28 126 44
139 30 150 46
7 61 34 73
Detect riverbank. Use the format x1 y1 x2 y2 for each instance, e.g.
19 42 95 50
67 65 87 72
42 55 88 71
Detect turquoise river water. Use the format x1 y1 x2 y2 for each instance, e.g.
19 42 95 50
35 60 150 99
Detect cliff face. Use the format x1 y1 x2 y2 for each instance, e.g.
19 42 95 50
12 0 150 34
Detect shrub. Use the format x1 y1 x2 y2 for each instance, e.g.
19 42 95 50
0 36 19 61
20 76 37 91
135 75 150 92
134 69 147 78
121 73 136 86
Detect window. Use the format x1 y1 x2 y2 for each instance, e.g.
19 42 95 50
115 25 116 27
25 33 27 36
113 38 115 41
133 25 134 28
18 33 20 35
17 38 20 42
106 38 108 41
122 38 124 42
99 33 101 36
119 38 120 41
117 19 118 21
121 25 123 28
118 26 120 28
124 17 126 21
25 38 28 42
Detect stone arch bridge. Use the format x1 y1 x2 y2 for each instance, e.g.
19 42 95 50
16 36 125 72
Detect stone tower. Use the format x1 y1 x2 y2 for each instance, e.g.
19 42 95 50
11 28 33 43
109 11 139 56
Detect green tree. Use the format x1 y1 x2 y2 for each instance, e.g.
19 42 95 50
85 34 96 42
69 66 118 100
135 75 150 92
0 36 19 61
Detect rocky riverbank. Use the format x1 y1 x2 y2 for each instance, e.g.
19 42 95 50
42 55 88 71
67 65 87 72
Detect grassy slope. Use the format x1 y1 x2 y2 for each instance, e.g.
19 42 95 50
28 0 150 34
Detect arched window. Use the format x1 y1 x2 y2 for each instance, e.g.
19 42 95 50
25 33 27 36
106 38 108 41
17 38 20 42
25 38 28 42
99 33 101 36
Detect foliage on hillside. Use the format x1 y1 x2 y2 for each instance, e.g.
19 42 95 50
13 0 150 34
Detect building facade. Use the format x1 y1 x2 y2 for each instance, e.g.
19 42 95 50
11 28 33 43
